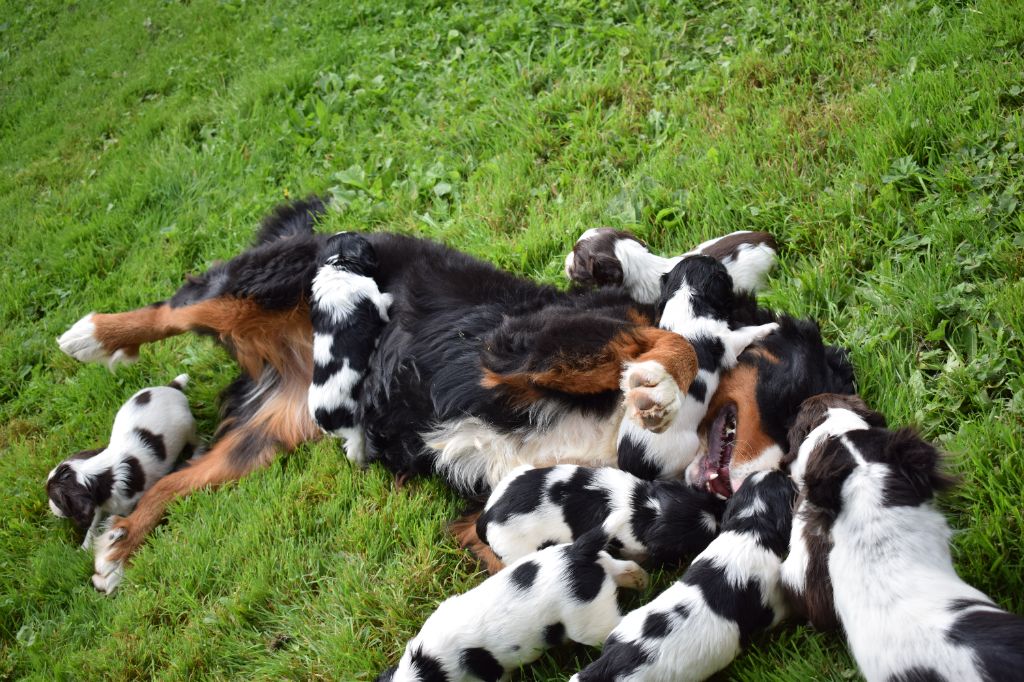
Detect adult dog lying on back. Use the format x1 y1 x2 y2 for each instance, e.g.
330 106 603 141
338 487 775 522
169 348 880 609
58 198 855 585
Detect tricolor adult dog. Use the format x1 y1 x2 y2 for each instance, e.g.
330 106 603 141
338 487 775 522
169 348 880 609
782 393 1024 682
55 198 856 585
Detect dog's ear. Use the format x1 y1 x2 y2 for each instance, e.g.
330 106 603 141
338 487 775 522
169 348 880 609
802 437 856 516
877 428 955 504
784 395 831 466
48 475 96 532
823 344 857 395
589 252 624 287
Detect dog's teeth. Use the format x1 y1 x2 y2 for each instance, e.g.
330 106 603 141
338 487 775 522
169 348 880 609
708 473 719 480
714 492 728 500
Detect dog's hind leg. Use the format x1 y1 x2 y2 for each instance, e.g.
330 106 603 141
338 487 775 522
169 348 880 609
91 366 321 593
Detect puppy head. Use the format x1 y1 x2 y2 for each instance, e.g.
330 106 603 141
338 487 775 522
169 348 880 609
658 255 734 321
45 461 96 531
320 231 378 275
783 394 886 474
564 227 644 287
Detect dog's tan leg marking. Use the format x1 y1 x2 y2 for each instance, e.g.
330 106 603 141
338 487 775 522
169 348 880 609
450 510 506 575
84 298 312 378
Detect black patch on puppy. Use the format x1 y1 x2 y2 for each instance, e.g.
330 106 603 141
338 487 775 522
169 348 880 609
568 228 644 287
617 433 662 481
550 467 613 538
477 467 551 542
543 622 566 646
121 457 146 496
718 471 795 557
509 561 540 591
683 559 775 645
802 437 857 516
574 634 650 681
690 336 726 373
134 428 167 461
408 646 450 682
687 376 708 404
887 668 948 682
133 390 151 405
948 598 996 612
562 526 610 603
945 607 1024 680
460 647 502 682
46 464 97 531
640 484 725 566
641 611 672 639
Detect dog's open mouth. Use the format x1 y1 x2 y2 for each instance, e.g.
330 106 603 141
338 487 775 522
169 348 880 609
689 404 737 499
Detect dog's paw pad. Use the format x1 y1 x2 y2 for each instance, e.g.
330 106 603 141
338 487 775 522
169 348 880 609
621 361 680 433
615 562 649 590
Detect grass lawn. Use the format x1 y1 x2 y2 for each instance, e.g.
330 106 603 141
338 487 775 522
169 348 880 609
2 0 1022 679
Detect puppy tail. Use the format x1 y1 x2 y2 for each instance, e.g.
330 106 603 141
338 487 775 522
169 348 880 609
168 374 189 391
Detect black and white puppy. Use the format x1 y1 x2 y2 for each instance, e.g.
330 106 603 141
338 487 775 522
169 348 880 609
564 228 777 303
46 374 197 549
619 256 777 481
477 464 725 567
377 514 649 682
783 393 1024 682
572 470 794 682
779 393 885 630
308 232 392 465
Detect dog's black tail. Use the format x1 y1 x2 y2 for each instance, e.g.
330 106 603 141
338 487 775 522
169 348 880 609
253 195 329 245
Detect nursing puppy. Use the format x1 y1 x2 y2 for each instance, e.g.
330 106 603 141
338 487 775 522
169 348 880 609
572 470 794 682
619 256 777 481
46 374 197 550
477 464 725 567
784 394 1024 682
308 232 393 464
377 515 648 682
564 228 777 303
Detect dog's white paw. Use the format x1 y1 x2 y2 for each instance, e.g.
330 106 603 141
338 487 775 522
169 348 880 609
57 314 137 371
614 561 650 590
621 360 680 433
92 526 127 594
343 430 367 466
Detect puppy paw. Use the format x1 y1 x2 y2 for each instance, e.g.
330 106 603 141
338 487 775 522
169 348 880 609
614 561 649 591
343 430 367 466
57 314 138 371
92 526 127 594
621 360 680 433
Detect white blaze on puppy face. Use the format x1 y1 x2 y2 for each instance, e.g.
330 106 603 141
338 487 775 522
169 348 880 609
789 408 871 488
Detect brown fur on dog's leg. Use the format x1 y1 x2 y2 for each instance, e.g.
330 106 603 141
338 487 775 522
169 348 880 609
100 426 282 565
449 510 505 575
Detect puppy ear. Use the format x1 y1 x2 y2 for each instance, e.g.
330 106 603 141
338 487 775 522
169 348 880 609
883 428 956 499
802 437 855 516
590 253 624 286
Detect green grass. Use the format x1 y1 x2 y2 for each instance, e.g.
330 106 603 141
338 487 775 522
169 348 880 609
1 0 1022 678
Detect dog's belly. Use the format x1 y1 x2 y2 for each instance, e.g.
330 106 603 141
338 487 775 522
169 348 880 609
422 404 624 492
